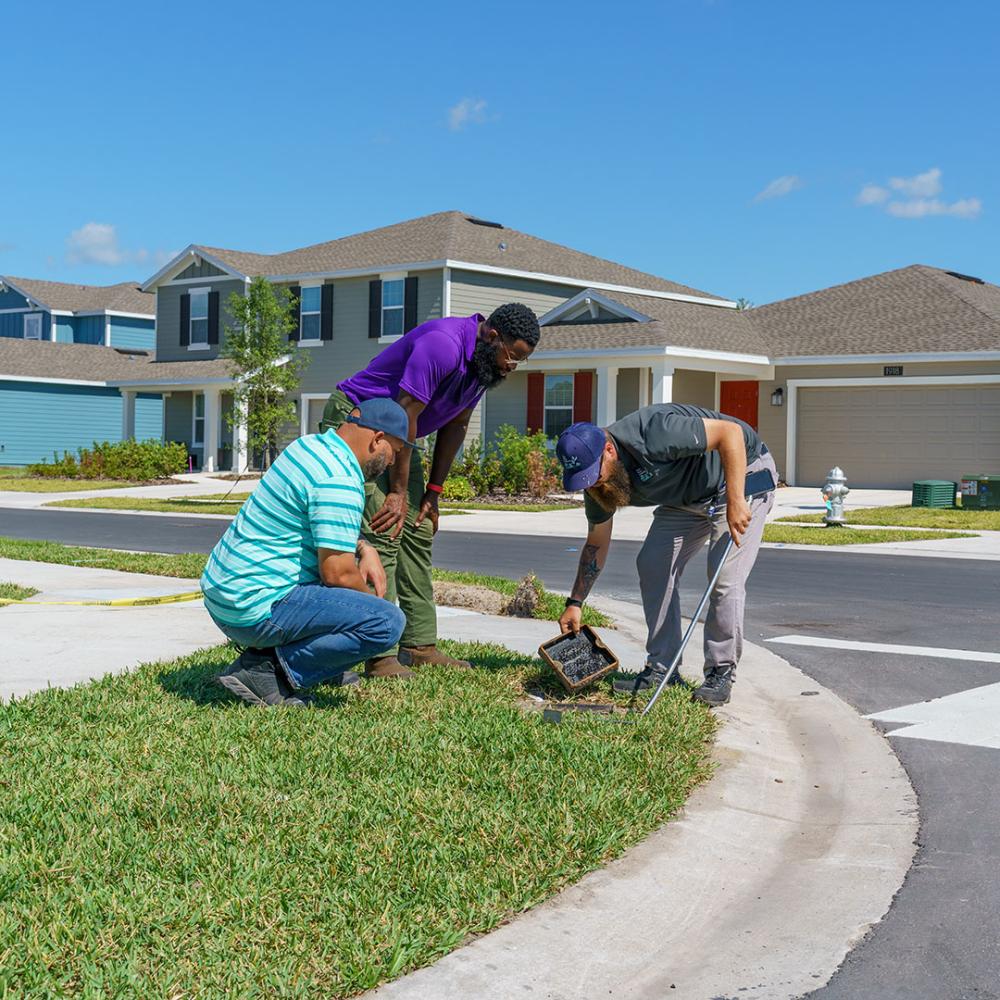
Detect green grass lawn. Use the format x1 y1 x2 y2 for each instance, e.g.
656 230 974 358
0 468 141 493
763 524 976 545
777 505 1000 531
0 538 610 626
0 640 715 997
47 496 245 515
0 582 39 602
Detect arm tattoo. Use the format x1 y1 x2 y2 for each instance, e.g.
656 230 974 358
571 543 603 602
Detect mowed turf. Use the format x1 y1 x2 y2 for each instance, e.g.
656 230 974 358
776 504 1000 531
0 640 715 997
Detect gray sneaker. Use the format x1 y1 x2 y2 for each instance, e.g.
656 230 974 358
216 648 309 708
612 664 684 695
692 667 735 707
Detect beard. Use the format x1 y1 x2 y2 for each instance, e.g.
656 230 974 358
363 452 392 481
586 458 633 513
470 339 506 390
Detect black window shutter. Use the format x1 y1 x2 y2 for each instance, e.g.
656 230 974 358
321 283 334 341
368 279 382 339
288 285 301 341
207 291 220 345
179 293 190 347
404 275 418 333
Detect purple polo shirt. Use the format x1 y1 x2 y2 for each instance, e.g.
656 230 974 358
338 314 486 439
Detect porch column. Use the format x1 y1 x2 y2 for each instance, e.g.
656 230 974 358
638 366 650 409
232 396 248 472
595 365 619 427
121 390 137 441
202 387 221 473
651 360 674 404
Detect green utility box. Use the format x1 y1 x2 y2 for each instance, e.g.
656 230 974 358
960 475 1000 510
912 480 958 508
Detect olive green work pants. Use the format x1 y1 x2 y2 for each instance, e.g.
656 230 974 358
320 389 436 653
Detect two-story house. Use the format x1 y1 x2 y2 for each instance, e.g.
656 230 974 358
136 212 1000 487
0 277 162 465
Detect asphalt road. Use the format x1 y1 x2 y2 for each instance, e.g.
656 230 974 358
3 506 1000 998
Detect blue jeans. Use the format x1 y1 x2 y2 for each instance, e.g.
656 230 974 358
210 584 405 690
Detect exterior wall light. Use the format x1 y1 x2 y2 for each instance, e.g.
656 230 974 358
770 387 784 407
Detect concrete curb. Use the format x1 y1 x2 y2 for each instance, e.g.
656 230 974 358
371 598 918 1000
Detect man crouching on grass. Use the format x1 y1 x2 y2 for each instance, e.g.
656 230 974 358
201 399 412 707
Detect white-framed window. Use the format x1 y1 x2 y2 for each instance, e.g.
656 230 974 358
381 278 404 338
193 392 205 446
23 314 42 340
544 374 575 439
300 285 322 343
189 288 209 348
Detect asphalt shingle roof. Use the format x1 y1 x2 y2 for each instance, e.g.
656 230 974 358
538 291 768 357
2 277 154 316
0 340 231 384
195 211 725 300
752 265 1000 356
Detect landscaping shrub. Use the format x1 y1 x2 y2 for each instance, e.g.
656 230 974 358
27 440 187 481
442 475 475 501
28 451 79 478
526 449 561 498
495 425 560 494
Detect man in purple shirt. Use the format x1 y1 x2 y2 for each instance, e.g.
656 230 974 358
321 302 540 678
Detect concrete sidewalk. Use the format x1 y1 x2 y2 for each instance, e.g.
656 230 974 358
0 471 258 510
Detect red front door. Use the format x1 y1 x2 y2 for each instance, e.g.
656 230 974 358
719 380 759 430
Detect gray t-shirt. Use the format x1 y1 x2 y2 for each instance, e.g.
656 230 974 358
584 404 762 524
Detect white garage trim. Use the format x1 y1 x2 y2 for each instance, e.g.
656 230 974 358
786 375 1000 485
300 393 330 438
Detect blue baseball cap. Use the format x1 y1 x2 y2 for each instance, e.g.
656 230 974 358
345 398 421 450
556 422 607 491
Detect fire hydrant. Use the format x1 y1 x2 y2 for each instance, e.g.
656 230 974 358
822 467 849 526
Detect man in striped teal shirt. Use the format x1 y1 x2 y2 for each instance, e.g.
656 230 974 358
202 399 411 707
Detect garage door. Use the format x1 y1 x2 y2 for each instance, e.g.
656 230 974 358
796 384 1000 488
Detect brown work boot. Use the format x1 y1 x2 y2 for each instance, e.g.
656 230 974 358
364 655 414 680
399 645 472 670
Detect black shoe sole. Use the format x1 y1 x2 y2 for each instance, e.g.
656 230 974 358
692 690 731 707
216 673 306 708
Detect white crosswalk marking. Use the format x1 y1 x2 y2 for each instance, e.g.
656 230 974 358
766 635 1000 664
867 684 1000 749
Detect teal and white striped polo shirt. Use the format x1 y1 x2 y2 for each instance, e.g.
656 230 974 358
201 430 365 627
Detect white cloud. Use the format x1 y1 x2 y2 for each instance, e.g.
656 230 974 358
886 197 982 219
66 222 127 265
856 184 889 206
889 167 942 199
753 175 803 202
65 222 176 268
448 97 489 131
856 168 981 220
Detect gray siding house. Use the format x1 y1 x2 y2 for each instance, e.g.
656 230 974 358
139 212 1000 487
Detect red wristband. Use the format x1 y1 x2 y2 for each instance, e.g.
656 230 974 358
426 483 443 494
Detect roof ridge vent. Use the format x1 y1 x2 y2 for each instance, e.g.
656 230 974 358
945 270 985 284
465 216 504 229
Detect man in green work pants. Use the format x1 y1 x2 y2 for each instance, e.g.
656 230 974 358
321 303 540 678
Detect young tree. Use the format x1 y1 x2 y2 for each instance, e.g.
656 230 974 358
222 276 309 469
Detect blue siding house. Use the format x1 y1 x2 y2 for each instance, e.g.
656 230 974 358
0 276 162 466
0 275 155 349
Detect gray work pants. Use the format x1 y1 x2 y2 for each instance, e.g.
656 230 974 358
635 451 777 678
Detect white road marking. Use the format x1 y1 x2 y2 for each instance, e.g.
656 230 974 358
866 683 1000 749
766 635 1000 664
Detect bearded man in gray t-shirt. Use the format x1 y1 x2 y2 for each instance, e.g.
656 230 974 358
555 403 778 706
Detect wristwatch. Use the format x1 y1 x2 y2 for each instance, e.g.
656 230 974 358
564 597 583 609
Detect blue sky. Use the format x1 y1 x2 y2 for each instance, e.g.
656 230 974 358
3 0 996 304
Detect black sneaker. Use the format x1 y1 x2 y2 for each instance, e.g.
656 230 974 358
216 648 309 708
612 664 684 695
692 667 735 707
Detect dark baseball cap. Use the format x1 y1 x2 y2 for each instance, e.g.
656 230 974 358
345 398 421 450
556 422 607 491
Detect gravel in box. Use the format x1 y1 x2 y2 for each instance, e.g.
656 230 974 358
545 631 615 685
